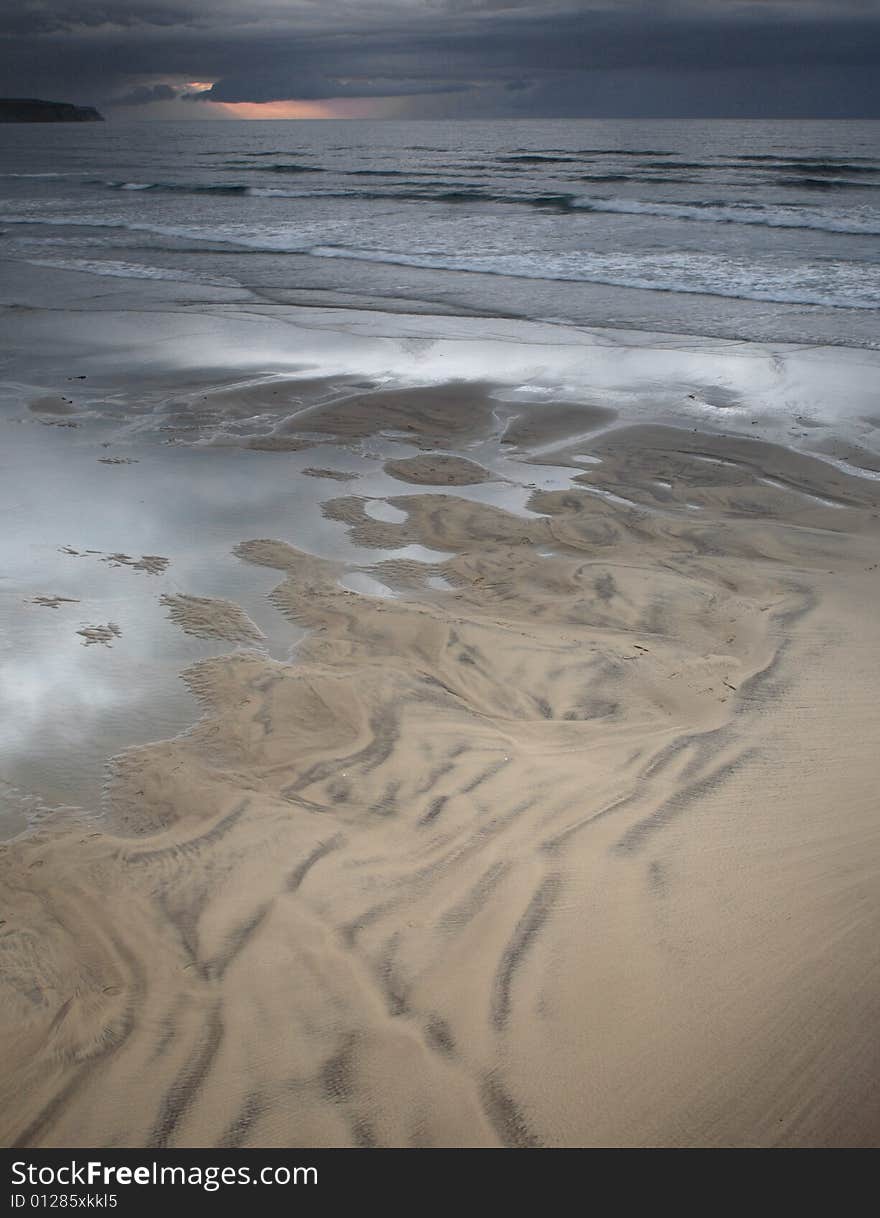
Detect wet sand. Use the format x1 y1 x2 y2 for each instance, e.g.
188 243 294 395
2 284 880 1147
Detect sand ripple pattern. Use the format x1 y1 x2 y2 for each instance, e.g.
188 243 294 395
2 409 880 1148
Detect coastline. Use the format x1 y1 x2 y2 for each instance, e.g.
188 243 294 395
2 264 880 1146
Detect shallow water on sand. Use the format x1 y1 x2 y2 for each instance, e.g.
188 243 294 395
3 270 880 829
0 368 584 823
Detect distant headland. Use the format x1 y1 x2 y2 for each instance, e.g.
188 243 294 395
0 99 104 123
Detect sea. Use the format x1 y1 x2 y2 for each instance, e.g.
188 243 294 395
1 117 879 347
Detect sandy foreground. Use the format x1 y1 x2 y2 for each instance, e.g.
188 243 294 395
2 330 880 1146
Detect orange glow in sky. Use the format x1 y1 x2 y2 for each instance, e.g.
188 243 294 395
212 98 380 119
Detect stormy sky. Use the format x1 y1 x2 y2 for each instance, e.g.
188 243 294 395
2 1 879 119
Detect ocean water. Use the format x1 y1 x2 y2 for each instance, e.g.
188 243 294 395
1 118 879 346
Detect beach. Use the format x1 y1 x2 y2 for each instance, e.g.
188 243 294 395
2 258 880 1146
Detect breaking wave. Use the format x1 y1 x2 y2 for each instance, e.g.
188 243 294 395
306 244 880 310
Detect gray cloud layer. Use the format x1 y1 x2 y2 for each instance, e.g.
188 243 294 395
2 1 879 117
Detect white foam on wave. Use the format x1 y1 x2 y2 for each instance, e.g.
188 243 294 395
23 256 237 287
308 245 880 311
0 213 319 254
245 187 319 199
5 212 878 309
84 179 880 236
570 196 880 237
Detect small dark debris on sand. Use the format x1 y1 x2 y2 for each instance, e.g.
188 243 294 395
77 622 122 646
30 595 80 609
302 467 358 482
102 553 170 575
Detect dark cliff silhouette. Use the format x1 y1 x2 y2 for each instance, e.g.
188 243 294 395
0 99 104 123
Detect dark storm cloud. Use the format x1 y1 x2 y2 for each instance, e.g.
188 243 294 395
114 82 180 105
182 78 469 101
2 1 879 116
